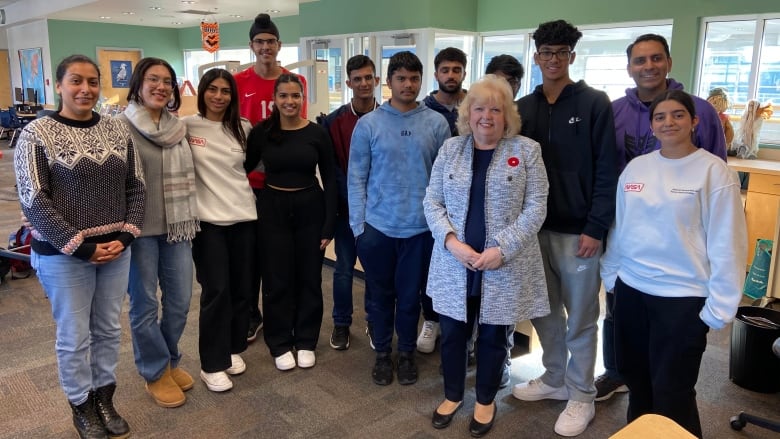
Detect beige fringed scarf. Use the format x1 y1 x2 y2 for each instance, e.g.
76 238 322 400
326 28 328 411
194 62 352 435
124 101 200 242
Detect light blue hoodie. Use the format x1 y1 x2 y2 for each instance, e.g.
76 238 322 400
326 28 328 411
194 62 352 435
348 101 450 238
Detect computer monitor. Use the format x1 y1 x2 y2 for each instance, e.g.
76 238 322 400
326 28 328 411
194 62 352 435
25 88 37 106
14 87 24 103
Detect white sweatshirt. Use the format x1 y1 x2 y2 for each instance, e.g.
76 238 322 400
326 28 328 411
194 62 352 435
184 115 257 225
600 149 747 329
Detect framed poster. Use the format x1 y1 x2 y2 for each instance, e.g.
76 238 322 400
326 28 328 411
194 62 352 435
96 48 143 106
110 60 132 88
18 47 45 104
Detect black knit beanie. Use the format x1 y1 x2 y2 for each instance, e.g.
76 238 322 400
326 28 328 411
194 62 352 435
249 13 280 40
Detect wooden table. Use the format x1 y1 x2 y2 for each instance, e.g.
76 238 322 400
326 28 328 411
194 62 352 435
609 414 696 438
16 112 36 122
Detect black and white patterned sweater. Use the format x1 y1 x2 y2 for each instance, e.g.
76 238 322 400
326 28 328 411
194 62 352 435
14 112 145 260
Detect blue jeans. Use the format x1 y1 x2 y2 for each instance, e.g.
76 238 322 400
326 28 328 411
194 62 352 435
128 236 193 382
356 224 432 353
32 249 131 405
332 214 370 327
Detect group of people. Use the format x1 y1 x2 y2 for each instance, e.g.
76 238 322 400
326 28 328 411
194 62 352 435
325 19 745 439
12 13 747 439
14 13 336 439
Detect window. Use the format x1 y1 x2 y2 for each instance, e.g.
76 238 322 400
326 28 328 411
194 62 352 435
564 24 673 100
481 23 672 101
697 16 780 145
183 46 300 87
481 34 526 99
433 33 476 92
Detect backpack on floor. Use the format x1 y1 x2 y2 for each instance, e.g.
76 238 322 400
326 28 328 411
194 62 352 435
7 225 32 279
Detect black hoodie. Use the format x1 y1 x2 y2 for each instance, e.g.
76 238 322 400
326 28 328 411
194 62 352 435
517 80 617 240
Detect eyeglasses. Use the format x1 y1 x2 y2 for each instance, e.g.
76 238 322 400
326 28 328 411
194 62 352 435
252 38 278 46
144 76 174 88
537 50 572 61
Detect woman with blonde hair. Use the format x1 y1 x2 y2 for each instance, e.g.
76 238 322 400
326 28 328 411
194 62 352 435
424 74 549 436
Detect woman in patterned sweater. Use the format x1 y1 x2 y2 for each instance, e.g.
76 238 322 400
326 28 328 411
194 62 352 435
14 54 145 439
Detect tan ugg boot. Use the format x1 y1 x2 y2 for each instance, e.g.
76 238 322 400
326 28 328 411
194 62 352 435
145 366 185 408
170 367 194 391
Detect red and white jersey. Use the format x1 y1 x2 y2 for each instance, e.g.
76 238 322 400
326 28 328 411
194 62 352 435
234 66 308 125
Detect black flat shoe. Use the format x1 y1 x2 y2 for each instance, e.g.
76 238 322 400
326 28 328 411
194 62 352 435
432 400 463 429
469 403 496 438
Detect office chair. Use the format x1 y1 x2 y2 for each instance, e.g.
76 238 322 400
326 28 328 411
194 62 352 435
7 107 26 147
730 337 780 433
0 108 22 145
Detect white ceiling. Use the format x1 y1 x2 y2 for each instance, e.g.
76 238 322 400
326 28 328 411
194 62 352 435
0 0 316 29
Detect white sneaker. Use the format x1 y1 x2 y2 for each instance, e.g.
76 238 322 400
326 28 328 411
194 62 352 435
226 354 246 375
416 320 439 353
200 370 233 392
297 350 316 368
554 400 595 437
274 351 296 371
512 377 568 401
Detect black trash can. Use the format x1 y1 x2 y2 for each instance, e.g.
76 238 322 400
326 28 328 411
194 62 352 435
729 306 780 393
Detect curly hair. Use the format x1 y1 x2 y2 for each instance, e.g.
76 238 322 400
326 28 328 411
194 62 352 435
532 19 583 49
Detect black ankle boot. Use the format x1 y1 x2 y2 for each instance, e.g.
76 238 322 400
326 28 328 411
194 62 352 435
94 383 130 439
70 392 108 439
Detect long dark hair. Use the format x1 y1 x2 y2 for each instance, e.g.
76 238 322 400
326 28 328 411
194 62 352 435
126 57 181 111
55 54 101 112
197 68 246 149
261 73 304 143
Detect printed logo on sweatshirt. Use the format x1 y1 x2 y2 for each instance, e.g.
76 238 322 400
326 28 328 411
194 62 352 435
189 136 207 147
401 130 412 137
624 182 644 192
671 188 699 195
568 116 582 124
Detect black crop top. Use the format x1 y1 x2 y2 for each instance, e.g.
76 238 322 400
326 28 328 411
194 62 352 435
246 122 337 238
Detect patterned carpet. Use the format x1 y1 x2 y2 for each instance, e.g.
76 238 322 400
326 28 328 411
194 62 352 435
1 141 779 438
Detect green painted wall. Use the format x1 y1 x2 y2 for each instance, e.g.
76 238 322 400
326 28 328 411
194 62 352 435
46 0 779 99
477 0 780 89
299 0 477 36
177 15 302 50
47 19 184 73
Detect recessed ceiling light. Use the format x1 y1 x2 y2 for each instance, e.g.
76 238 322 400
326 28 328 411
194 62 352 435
229 14 242 18
181 1 196 4
100 16 111 19
266 9 279 14
122 11 135 15
149 6 162 10
172 21 183 25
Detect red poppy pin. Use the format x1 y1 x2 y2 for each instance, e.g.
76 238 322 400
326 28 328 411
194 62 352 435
507 157 520 167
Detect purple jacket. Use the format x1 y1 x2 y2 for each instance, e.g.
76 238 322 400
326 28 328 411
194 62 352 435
612 78 727 172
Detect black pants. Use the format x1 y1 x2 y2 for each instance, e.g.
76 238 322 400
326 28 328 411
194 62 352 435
193 220 255 372
439 296 510 405
248 188 264 324
261 186 325 357
613 277 709 438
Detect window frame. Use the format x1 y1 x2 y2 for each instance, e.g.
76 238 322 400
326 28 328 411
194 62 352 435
695 13 780 147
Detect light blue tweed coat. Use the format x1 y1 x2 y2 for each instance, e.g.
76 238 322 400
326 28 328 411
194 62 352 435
423 134 550 325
